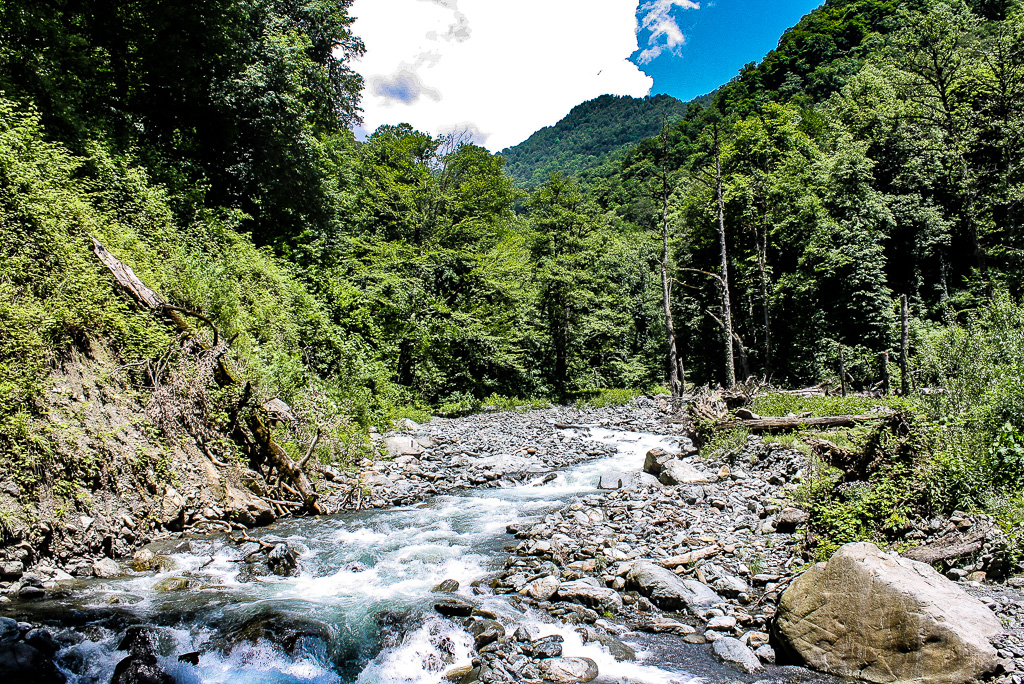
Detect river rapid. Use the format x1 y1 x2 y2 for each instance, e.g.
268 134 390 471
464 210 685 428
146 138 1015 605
7 427 705 684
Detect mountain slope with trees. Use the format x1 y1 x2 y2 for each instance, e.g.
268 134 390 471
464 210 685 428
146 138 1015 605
499 93 697 187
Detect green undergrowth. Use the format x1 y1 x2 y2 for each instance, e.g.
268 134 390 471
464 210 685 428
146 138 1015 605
751 393 915 418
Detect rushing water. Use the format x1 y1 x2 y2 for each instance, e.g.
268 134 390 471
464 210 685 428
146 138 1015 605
11 428 704 684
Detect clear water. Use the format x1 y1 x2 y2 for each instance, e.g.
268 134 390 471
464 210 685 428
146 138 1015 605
18 428 701 683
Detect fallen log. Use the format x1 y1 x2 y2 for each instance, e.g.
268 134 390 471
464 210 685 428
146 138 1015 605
715 413 887 433
903 526 991 564
92 237 322 514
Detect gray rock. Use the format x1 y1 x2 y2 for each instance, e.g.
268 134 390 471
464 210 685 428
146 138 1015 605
627 561 723 611
267 544 298 577
526 635 564 659
643 449 673 476
597 471 660 490
712 636 764 674
0 642 66 683
775 507 809 533
385 435 423 457
521 576 560 601
92 557 122 578
556 580 623 612
658 460 711 485
0 618 18 644
776 542 1002 684
468 619 504 650
536 657 599 683
433 579 460 592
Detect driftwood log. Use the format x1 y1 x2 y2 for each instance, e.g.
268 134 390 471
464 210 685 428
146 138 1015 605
715 413 887 433
92 237 323 514
903 526 991 564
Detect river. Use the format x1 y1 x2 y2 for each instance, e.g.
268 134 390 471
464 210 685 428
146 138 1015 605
8 427 709 684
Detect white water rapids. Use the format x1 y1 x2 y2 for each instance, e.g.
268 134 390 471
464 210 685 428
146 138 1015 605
33 428 706 684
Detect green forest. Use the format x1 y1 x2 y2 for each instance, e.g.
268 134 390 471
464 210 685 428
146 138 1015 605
2 0 1024 548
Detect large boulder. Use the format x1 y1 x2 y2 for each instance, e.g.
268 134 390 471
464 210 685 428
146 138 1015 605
658 460 710 485
626 561 722 611
0 642 66 684
223 486 275 528
775 542 1002 684
643 448 673 476
711 637 763 674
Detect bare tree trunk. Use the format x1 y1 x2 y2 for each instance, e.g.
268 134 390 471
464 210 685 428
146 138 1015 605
713 122 736 388
880 351 891 396
901 294 910 396
756 219 772 374
660 131 684 396
839 345 848 398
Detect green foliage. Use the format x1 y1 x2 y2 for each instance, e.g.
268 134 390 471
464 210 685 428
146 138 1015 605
752 393 913 417
501 94 695 188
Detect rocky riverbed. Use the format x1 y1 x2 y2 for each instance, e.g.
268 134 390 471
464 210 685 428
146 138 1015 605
1 396 1022 684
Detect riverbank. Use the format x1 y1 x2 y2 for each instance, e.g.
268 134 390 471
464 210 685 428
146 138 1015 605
2 396 1022 684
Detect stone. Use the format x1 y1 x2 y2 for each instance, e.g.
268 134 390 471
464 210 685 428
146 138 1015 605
434 597 477 617
434 579 460 592
0 618 18 644
525 635 564 659
0 561 24 580
131 548 156 572
385 435 423 457
658 460 710 485
24 629 58 658
0 642 66 684
707 615 737 631
776 542 1002 684
597 471 660 490
159 486 185 529
536 657 599 683
521 576 560 601
152 576 190 592
735 408 760 420
267 544 299 577
627 561 723 611
223 486 275 528
92 557 122 579
111 652 175 684
712 637 764 674
712 574 748 598
585 629 636 661
754 644 776 664
640 618 696 635
643 448 673 476
468 619 504 650
556 580 623 612
775 507 809 533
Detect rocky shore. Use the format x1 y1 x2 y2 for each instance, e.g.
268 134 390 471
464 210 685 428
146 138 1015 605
2 397 1022 684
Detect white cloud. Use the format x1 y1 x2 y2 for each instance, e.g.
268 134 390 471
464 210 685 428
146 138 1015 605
636 0 700 64
348 0 654 152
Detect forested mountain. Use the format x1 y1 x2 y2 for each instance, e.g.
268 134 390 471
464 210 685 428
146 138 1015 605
1 0 1023 543
499 93 695 187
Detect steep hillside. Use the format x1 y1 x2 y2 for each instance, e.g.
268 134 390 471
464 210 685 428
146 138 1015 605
499 93 699 187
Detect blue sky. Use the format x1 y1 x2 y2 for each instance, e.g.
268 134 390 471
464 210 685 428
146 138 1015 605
349 1 825 151
634 0 824 102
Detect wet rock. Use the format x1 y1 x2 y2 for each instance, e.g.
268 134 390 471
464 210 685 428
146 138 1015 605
658 460 710 485
0 561 24 580
524 635 564 659
92 557 121 578
130 549 156 572
776 542 1002 684
159 486 185 529
537 656 599 683
24 629 58 658
111 652 175 684
627 561 723 611
468 619 504 650
434 579 460 592
0 642 66 683
584 628 636 661
267 543 299 577
556 580 623 612
435 597 477 618
0 617 18 644
640 618 696 635
222 611 333 654
152 576 191 592
711 636 764 674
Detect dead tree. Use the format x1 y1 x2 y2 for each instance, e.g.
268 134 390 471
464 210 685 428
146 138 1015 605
92 238 323 513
